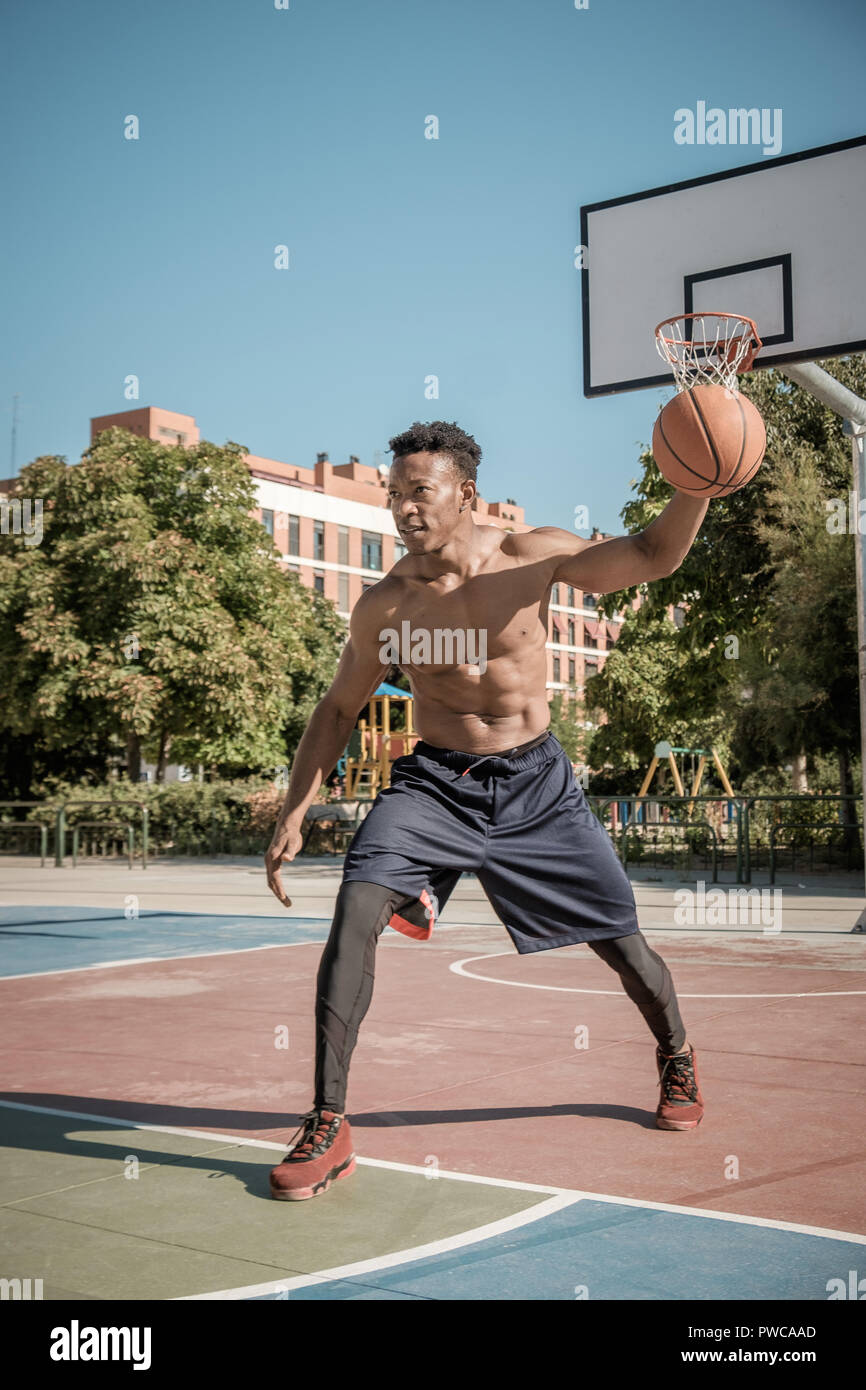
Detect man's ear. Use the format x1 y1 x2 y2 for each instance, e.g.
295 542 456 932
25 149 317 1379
461 478 480 511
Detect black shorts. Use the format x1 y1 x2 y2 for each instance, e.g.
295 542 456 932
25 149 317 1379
341 732 639 954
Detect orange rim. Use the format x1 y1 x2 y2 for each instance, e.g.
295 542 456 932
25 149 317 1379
654 312 763 373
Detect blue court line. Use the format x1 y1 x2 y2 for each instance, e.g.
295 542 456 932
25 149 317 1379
0 906 330 978
259 1200 865 1301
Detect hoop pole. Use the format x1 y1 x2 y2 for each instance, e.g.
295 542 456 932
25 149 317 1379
781 362 866 929
780 361 866 429
850 424 866 931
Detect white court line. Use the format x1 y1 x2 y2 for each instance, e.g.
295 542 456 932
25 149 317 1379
178 1193 580 1300
0 913 480 983
450 952 866 999
0 938 324 982
2 1098 864 1247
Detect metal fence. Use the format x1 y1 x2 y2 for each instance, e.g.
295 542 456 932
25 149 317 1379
588 794 863 883
0 800 361 865
0 793 862 882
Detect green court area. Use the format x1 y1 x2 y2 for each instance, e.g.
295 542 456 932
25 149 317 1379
0 1106 550 1300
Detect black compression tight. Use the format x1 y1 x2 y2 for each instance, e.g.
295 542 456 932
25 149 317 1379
586 933 687 1058
313 879 687 1113
314 881 409 1113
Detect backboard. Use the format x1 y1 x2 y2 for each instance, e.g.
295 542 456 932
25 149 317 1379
580 135 866 397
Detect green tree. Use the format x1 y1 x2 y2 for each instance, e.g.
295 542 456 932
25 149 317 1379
548 687 591 764
731 445 858 818
586 608 735 789
595 356 864 793
0 427 345 787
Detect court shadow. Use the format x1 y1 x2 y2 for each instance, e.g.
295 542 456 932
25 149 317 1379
0 1091 662 1207
1 1090 657 1138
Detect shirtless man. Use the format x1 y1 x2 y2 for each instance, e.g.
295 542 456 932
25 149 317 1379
265 420 706 1201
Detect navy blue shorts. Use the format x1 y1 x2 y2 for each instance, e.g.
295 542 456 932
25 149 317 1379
341 732 639 954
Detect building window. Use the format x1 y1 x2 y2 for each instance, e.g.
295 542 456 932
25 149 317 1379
551 583 560 605
673 605 686 629
393 541 407 561
338 572 350 611
586 634 598 649
288 515 299 555
313 521 325 562
568 586 575 608
567 620 575 646
261 508 274 537
552 657 561 682
338 526 349 566
287 563 300 573
568 657 576 684
585 660 599 679
583 591 597 609
362 531 382 571
313 572 325 594
362 580 376 592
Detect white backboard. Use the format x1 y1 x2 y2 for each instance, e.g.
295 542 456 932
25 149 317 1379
581 135 866 396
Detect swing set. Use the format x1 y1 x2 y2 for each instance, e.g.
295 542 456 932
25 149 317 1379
638 741 734 810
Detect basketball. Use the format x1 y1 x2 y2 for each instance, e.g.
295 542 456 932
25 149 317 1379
651 383 766 498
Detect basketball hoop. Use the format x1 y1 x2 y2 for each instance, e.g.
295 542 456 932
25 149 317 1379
654 312 762 393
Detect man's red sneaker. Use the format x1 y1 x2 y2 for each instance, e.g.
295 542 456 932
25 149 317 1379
269 1108 356 1201
656 1044 704 1130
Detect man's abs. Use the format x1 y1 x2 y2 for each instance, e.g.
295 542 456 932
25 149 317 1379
406 656 552 754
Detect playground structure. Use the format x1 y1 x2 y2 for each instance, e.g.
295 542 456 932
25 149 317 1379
639 741 735 809
341 683 417 797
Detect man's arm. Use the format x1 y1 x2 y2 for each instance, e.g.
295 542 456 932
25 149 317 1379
528 492 709 593
265 587 393 907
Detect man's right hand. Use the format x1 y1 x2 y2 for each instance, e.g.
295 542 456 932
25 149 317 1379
265 821 304 908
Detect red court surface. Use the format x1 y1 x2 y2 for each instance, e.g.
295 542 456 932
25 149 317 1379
4 916 865 1239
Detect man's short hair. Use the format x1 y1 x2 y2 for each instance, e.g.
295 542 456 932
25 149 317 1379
388 421 482 484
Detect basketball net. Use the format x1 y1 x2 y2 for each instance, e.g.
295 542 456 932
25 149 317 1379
654 312 762 394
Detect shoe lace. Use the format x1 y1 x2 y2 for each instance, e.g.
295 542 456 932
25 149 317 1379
660 1052 699 1105
287 1107 338 1158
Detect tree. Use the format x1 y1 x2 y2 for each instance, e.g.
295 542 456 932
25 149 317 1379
548 687 592 765
586 607 735 788
0 428 345 787
596 356 864 793
731 445 859 821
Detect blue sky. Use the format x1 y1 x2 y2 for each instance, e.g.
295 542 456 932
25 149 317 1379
2 0 864 533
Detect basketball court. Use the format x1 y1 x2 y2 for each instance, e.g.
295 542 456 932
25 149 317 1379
2 857 864 1301
4 131 866 1311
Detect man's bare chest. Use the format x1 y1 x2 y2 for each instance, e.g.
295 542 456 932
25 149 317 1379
389 568 549 664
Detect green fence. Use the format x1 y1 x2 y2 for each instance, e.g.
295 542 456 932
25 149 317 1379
0 792 862 881
0 802 50 866
588 794 863 883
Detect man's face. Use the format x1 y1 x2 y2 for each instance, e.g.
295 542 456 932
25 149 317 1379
388 452 469 552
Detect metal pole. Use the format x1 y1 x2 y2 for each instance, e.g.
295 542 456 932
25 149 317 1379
780 361 866 428
780 362 866 930
55 806 65 868
847 424 866 931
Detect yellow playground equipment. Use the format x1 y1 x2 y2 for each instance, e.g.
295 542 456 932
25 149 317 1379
639 741 734 811
343 683 417 798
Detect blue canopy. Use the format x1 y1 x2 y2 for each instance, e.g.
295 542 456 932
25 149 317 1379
373 682 413 698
